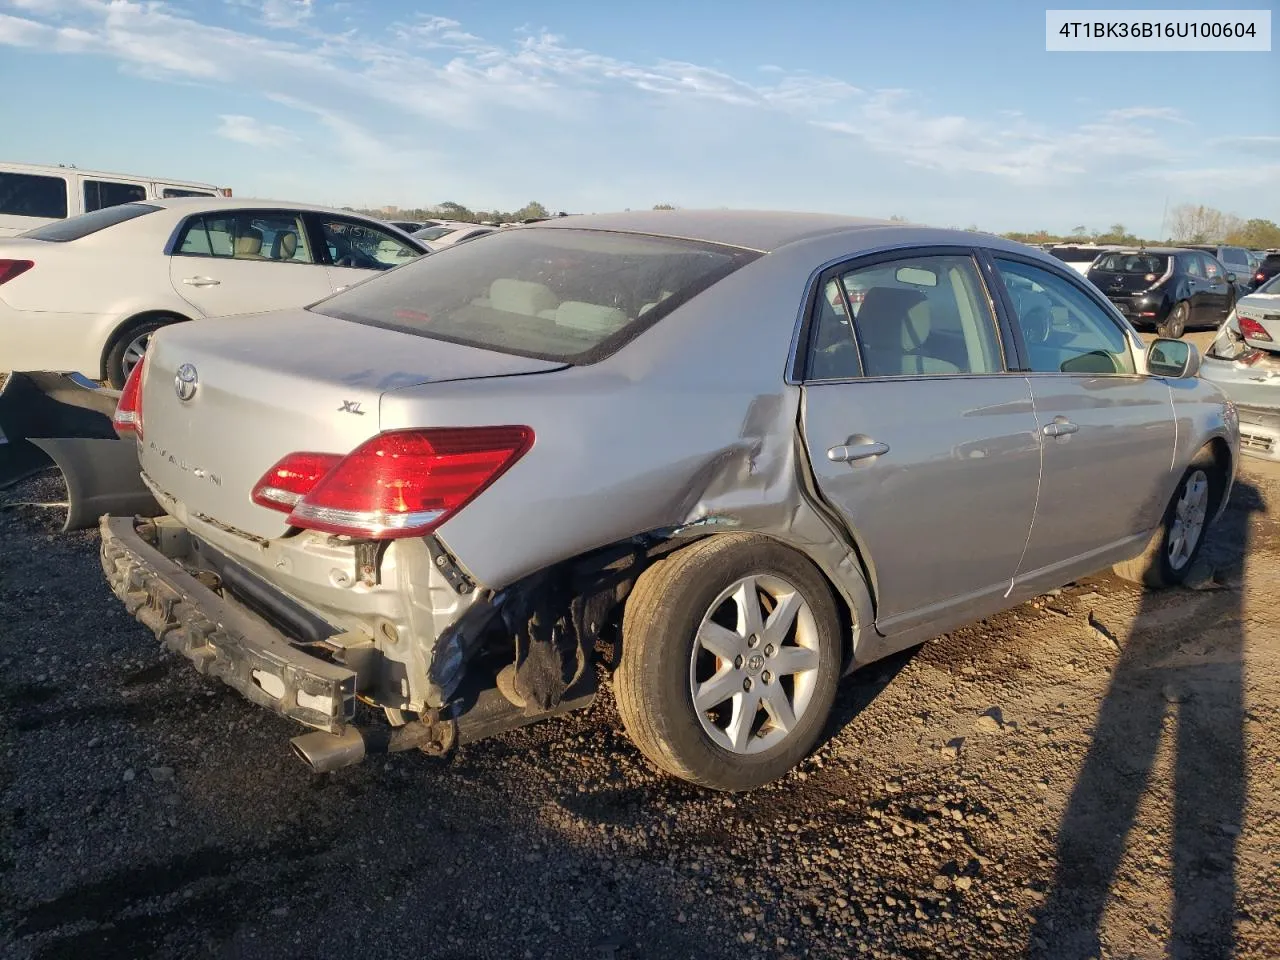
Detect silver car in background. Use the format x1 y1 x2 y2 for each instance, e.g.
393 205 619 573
1201 272 1280 461
101 211 1238 791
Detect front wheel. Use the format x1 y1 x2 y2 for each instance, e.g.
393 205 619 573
1113 451 1221 588
614 534 842 791
1157 301 1189 339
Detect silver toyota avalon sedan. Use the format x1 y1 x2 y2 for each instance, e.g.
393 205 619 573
101 211 1239 791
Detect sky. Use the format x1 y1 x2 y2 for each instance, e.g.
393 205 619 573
0 0 1276 236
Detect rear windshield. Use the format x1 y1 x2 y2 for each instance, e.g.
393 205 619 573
20 202 160 242
1257 273 1280 295
1092 253 1169 274
312 227 758 363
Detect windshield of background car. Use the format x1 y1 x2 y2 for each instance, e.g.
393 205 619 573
312 227 758 363
1092 253 1169 274
415 226 456 241
20 202 160 241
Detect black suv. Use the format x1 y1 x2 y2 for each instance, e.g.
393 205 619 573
1086 248 1240 338
1183 243 1257 291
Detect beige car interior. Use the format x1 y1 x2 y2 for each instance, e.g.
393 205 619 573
233 228 265 260
471 278 632 336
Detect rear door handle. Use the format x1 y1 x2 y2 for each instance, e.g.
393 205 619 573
1042 420 1079 437
827 441 889 463
182 276 221 287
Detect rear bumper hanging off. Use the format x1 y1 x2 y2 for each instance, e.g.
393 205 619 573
99 514 358 732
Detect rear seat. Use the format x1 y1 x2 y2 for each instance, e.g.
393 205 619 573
551 301 629 334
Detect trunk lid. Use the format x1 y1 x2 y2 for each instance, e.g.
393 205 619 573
137 308 565 539
1236 291 1280 351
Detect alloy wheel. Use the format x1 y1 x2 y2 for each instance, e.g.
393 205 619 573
688 574 822 754
1168 468 1209 571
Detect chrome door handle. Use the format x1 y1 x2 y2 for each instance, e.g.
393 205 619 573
827 441 889 463
182 276 221 287
1043 420 1079 437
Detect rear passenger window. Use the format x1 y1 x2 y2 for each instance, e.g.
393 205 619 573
995 259 1135 375
176 212 312 262
83 180 146 213
162 188 215 198
807 254 1002 379
0 172 68 219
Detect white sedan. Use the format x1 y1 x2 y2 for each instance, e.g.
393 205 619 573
0 197 429 387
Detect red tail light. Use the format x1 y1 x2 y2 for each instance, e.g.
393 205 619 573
1239 316 1273 342
255 426 534 539
251 452 343 511
1257 272 1267 283
0 259 33 285
113 355 147 438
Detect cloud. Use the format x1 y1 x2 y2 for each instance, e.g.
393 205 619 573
230 0 314 29
216 114 299 148
0 0 1270 221
1210 135 1280 158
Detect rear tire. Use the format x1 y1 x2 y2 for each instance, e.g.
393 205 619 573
614 534 842 792
1157 301 1189 339
1113 450 1221 588
104 317 174 389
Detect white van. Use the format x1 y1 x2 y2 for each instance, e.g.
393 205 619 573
0 161 231 237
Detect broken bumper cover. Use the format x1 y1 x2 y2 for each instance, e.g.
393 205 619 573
99 514 357 733
1236 405 1280 462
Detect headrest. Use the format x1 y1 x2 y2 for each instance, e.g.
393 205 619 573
489 278 558 316
272 231 298 259
235 228 263 256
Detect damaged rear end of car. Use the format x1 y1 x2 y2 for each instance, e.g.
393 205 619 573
99 223 779 773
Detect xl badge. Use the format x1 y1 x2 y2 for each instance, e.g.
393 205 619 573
175 363 199 402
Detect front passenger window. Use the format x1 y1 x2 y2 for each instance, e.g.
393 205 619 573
995 259 1135 375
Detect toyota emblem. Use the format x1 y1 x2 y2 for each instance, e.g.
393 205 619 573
174 363 198 402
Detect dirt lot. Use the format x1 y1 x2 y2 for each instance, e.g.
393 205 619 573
2 453 1278 960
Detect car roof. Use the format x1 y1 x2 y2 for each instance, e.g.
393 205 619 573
0 160 221 189
529 209 909 253
146 196 389 220
1099 247 1187 255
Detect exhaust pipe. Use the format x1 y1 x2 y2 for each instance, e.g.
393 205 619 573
289 719 444 773
290 727 367 774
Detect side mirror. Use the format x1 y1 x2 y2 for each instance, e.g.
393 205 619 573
1225 272 1237 284
1147 338 1201 379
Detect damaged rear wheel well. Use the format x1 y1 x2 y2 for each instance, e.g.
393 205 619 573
492 530 863 696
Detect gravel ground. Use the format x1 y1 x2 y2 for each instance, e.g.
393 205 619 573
1 458 1278 960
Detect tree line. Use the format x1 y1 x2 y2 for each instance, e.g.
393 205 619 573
999 205 1280 249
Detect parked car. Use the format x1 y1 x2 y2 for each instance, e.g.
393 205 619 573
411 222 501 248
1254 252 1280 288
1046 243 1119 276
1182 243 1256 291
1086 247 1239 338
386 220 442 233
0 161 228 238
0 197 430 386
102 212 1237 791
1201 272 1280 460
